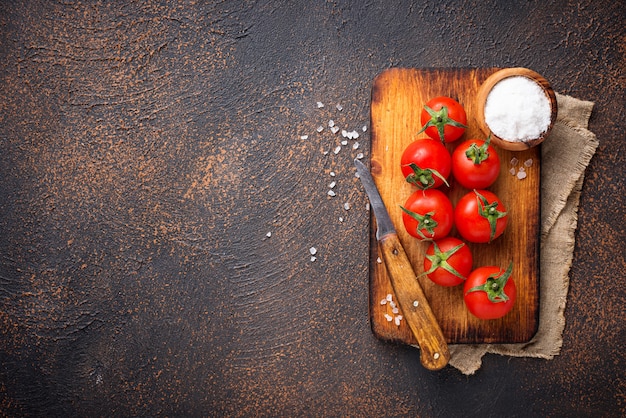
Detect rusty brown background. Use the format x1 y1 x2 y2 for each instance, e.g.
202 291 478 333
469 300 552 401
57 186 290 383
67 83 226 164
1 0 624 416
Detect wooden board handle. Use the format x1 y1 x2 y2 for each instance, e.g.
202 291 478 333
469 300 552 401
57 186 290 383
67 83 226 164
379 234 450 370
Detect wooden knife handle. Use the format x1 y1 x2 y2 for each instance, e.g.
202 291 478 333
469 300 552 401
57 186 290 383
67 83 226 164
379 233 450 371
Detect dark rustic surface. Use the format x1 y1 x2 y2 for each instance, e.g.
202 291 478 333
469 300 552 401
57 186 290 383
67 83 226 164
0 1 624 416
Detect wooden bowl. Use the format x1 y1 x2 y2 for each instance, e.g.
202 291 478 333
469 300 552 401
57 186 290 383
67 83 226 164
476 68 558 151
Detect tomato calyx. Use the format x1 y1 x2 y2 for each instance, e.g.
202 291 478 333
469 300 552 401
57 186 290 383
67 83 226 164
465 135 492 165
400 206 438 240
466 262 513 303
423 241 467 280
474 190 507 242
405 162 450 189
418 104 467 143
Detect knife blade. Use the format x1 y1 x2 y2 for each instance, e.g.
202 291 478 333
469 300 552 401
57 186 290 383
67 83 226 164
355 158 449 371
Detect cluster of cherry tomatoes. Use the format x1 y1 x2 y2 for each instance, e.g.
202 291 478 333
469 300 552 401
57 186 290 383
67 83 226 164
400 96 516 320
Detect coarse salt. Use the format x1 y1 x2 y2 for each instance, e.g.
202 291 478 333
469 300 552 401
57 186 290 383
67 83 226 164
484 76 551 142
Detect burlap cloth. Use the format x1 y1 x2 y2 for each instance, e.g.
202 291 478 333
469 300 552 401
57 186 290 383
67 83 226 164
449 93 599 375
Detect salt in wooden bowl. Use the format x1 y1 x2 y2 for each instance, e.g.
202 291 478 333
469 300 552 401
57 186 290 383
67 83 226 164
476 68 558 151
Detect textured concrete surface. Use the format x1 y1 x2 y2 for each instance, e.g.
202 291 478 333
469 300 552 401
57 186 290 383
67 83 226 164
1 1 624 416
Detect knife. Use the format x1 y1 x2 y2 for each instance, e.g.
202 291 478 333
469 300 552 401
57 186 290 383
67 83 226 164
355 158 450 371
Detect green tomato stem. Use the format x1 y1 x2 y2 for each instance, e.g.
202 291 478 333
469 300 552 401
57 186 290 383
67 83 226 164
466 261 514 303
417 104 467 143
474 190 507 242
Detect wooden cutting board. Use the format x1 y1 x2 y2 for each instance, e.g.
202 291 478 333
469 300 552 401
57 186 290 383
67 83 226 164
369 68 540 344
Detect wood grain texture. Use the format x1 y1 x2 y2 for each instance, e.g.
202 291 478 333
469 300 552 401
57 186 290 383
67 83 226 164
369 68 540 344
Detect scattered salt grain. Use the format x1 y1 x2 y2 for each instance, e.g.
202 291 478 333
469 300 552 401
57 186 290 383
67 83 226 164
392 307 399 314
365 203 370 211
329 181 336 189
413 300 419 308
343 202 351 211
300 135 308 140
524 158 533 167
330 126 340 134
377 257 382 264
338 217 344 222
310 256 317 262
330 171 336 177
510 157 519 166
328 120 335 127
352 141 360 150
394 316 402 326
354 172 360 178
336 103 343 111
380 298 388 305
509 167 516 176
266 232 272 238
309 247 317 255
362 125 367 132
341 140 348 146
351 131 360 139
386 294 393 302
317 101 324 108
316 125 324 133
327 190 336 197
341 129 348 138
516 170 527 180
333 145 341 154
384 314 393 322
356 153 364 159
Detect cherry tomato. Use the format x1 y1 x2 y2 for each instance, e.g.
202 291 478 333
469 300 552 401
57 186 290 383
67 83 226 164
400 138 451 189
463 263 516 320
401 189 454 240
423 237 473 287
418 96 467 143
454 189 508 243
452 136 501 189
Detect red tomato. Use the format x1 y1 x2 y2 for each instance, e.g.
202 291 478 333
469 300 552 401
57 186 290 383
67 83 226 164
401 189 454 240
419 96 467 143
463 263 517 320
454 189 508 243
423 237 473 287
400 138 451 189
452 136 501 189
